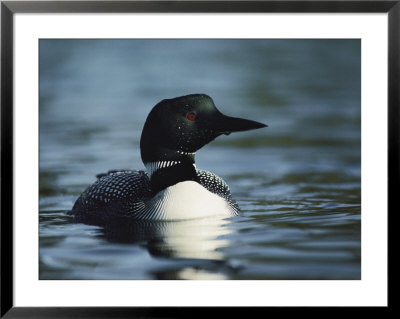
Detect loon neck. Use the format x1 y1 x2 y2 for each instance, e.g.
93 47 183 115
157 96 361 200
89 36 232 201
144 151 196 177
144 152 198 194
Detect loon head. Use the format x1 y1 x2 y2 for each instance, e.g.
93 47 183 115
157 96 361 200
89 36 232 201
140 94 266 162
140 94 266 192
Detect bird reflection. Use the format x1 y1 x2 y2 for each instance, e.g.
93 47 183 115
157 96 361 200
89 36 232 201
99 216 235 261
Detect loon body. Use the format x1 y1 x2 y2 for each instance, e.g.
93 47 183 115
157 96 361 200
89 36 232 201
68 94 266 223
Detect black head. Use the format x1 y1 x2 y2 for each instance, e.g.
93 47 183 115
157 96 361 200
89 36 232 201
140 94 267 163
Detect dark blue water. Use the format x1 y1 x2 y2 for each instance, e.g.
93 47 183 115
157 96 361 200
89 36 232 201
39 39 361 280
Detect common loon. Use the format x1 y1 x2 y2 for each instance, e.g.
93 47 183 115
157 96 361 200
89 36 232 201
68 94 266 223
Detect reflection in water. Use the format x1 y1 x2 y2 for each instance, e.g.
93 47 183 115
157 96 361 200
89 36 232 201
96 216 240 279
100 216 234 261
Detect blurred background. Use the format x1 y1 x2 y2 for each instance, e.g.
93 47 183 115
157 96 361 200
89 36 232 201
39 39 361 280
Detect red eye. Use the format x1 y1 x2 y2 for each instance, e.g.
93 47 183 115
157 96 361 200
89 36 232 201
187 112 196 121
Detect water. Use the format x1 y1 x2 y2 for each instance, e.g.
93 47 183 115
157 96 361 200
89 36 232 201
39 39 361 280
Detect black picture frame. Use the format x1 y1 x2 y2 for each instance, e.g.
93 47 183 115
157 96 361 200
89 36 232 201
1 0 396 317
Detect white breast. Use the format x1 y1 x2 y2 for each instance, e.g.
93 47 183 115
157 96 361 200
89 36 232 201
141 181 236 220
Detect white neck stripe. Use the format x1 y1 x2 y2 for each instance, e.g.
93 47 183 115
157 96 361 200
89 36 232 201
145 161 181 177
145 161 197 177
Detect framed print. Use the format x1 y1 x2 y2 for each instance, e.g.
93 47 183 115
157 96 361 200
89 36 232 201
1 0 396 317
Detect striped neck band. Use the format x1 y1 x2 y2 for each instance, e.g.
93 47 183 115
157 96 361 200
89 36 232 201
145 161 197 178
